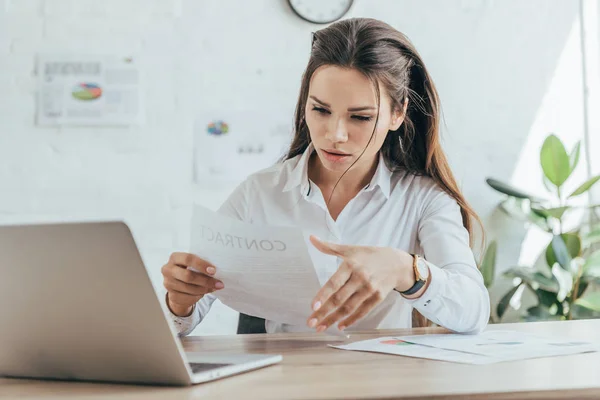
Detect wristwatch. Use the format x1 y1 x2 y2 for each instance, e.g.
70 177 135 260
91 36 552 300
395 254 429 296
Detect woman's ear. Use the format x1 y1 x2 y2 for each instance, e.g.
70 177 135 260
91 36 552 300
389 99 408 131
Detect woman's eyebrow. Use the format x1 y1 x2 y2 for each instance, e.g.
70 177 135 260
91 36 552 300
309 95 330 107
309 95 376 112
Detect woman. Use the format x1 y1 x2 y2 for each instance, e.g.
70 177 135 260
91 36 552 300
162 18 490 336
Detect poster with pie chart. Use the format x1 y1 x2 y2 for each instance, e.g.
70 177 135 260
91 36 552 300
192 110 293 183
36 54 143 126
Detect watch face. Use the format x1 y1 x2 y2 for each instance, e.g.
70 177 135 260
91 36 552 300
416 257 430 280
288 0 354 24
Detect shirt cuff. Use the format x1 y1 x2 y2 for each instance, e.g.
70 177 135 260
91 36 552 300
165 293 200 337
401 260 448 317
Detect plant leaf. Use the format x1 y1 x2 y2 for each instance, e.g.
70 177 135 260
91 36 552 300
531 206 570 220
525 209 553 232
530 207 549 219
546 234 580 271
570 141 581 173
498 198 552 232
535 288 559 307
526 305 554 318
576 281 589 299
535 288 566 318
568 175 600 198
540 134 571 188
497 284 521 320
524 305 564 321
552 234 572 271
503 267 559 291
486 178 542 201
583 250 600 277
581 274 600 285
574 292 600 312
582 228 600 248
551 264 573 302
571 303 600 319
480 241 497 288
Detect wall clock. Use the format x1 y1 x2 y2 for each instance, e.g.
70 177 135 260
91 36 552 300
288 0 354 24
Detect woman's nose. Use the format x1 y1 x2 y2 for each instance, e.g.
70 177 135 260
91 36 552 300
325 118 348 143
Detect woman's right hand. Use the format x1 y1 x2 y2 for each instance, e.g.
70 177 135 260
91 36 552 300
161 252 224 317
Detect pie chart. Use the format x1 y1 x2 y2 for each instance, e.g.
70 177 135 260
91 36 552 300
207 120 229 136
72 83 102 101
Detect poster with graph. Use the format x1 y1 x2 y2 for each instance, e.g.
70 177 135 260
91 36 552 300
192 109 293 182
36 54 143 126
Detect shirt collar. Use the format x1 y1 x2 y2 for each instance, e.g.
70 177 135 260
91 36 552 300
364 152 392 199
282 143 392 199
282 143 314 195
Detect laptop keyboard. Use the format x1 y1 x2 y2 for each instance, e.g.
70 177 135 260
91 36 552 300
189 362 233 374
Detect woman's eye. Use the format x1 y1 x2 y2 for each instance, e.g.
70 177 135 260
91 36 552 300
312 106 330 115
352 115 373 122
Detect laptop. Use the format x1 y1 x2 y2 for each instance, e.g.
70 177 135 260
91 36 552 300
0 221 282 386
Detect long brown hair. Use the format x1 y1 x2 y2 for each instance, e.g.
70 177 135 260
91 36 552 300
285 18 483 327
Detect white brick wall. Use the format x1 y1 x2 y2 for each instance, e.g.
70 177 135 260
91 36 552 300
0 0 587 334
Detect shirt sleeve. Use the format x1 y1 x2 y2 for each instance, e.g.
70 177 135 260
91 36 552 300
167 293 217 336
165 179 252 336
402 189 490 334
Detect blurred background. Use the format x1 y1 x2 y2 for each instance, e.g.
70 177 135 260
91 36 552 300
1 0 599 335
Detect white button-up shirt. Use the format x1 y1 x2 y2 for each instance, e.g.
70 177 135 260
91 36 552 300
170 145 490 335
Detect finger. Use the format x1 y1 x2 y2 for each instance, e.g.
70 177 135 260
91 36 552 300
309 235 354 258
171 267 224 290
310 263 352 312
164 278 214 297
315 289 373 332
307 274 363 327
167 289 204 306
338 293 385 330
169 252 217 275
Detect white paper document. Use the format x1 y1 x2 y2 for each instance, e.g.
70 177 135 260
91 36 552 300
331 330 599 364
190 205 322 326
331 337 496 365
36 54 143 126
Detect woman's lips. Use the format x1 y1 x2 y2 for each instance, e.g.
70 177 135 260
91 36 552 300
322 149 351 162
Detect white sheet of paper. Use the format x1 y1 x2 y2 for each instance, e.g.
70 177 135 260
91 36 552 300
396 330 599 362
330 337 497 365
190 205 322 326
331 330 598 365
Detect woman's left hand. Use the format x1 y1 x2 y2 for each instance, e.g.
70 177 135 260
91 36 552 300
307 235 416 332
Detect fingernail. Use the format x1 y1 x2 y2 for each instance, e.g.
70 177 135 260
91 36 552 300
313 301 321 311
206 267 216 275
215 281 224 289
316 325 326 333
308 318 318 328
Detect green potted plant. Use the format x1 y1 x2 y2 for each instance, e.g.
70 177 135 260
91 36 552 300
484 133 600 322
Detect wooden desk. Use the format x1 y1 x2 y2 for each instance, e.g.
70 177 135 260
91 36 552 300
1 320 599 399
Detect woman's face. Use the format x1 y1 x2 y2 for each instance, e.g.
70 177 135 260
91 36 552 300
305 65 404 174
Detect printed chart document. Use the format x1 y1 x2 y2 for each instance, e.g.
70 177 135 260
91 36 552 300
36 54 143 126
331 330 599 364
190 205 322 326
